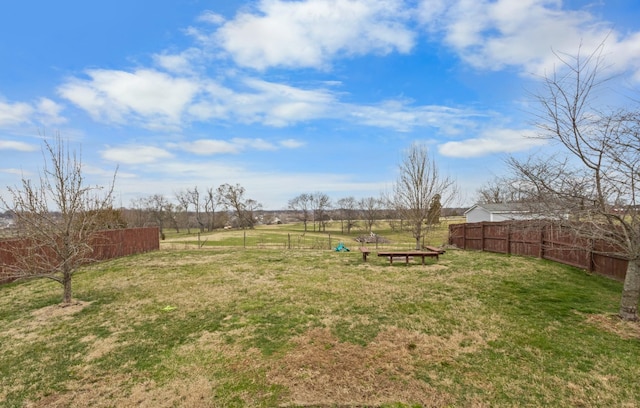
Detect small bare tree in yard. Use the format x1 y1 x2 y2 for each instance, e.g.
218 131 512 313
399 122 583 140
509 44 640 320
1 137 116 305
390 143 457 250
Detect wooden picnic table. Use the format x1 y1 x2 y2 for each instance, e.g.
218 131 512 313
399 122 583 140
377 250 439 265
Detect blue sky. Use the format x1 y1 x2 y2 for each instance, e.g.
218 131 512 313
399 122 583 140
1 0 640 210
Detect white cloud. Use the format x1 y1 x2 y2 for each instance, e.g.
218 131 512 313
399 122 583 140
197 11 226 25
101 145 174 164
36 98 66 125
153 49 201 74
58 69 200 130
232 137 277 151
0 99 33 127
189 77 337 127
174 139 240 155
1 168 32 177
438 128 546 158
0 140 39 152
0 97 67 130
170 137 305 155
211 0 415 70
418 0 640 78
347 99 483 134
279 139 306 149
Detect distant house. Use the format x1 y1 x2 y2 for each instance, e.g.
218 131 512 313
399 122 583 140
464 203 535 223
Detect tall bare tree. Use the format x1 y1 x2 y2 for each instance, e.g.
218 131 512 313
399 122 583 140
217 183 261 229
288 193 313 231
1 136 117 305
311 192 331 232
175 189 192 234
359 196 382 233
186 186 206 232
509 44 640 320
390 143 457 249
475 177 529 204
204 187 218 231
144 194 171 238
337 196 358 234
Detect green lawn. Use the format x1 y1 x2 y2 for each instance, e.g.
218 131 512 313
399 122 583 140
1 230 639 406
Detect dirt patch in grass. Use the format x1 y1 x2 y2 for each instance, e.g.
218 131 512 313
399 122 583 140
31 300 91 319
586 313 640 339
268 326 492 407
3 301 92 342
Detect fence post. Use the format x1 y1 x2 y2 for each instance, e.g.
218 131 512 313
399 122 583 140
462 224 467 249
506 222 511 255
539 223 545 259
588 238 595 272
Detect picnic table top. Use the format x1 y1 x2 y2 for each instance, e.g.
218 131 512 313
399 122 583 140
377 250 439 255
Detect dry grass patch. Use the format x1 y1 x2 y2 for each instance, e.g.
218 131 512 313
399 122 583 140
3 301 91 342
585 313 640 339
24 373 219 408
268 326 493 407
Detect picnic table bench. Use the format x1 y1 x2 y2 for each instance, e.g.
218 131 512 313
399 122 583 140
377 250 439 265
359 247 370 262
423 245 446 254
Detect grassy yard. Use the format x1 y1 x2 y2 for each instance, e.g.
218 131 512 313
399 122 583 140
1 225 639 407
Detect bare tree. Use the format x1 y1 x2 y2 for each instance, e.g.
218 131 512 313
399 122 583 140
1 136 117 305
509 44 640 320
186 186 206 232
217 183 261 229
143 194 171 238
125 197 149 228
359 196 382 233
288 193 313 231
427 193 441 225
311 192 331 232
390 143 457 249
175 190 192 234
204 187 218 231
337 196 358 234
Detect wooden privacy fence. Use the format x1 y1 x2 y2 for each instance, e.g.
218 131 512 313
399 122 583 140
0 227 159 284
449 221 628 281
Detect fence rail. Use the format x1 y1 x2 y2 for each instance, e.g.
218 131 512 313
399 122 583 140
449 221 628 281
0 227 159 284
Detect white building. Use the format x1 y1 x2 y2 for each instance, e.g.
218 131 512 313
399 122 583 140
464 203 534 223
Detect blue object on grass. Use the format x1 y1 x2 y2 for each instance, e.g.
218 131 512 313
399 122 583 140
335 242 350 252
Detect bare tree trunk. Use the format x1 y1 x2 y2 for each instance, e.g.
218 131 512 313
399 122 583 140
63 271 73 305
620 260 640 321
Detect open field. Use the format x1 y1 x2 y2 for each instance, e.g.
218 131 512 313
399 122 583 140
1 223 640 407
161 218 459 250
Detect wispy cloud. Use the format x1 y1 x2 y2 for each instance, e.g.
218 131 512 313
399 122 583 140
100 145 174 164
0 140 39 152
438 128 546 158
